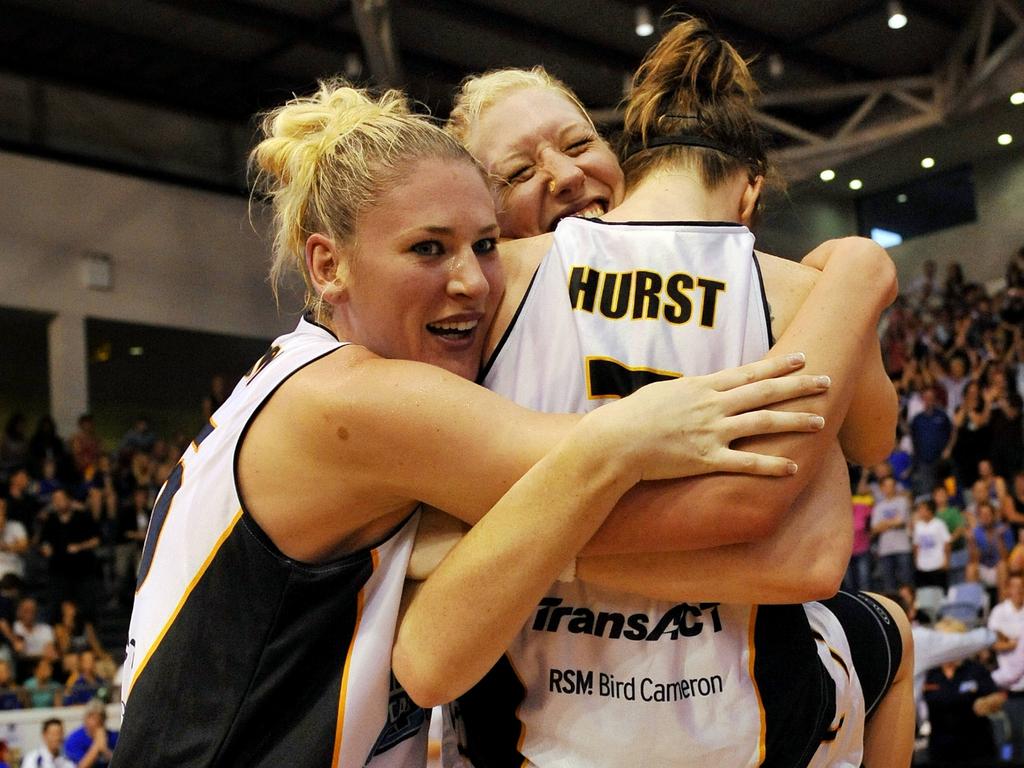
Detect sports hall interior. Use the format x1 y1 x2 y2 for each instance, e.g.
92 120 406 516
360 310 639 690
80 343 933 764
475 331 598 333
0 1 1022 764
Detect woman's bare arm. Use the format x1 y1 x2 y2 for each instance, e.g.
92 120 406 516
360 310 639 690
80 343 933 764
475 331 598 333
393 356 833 706
582 237 897 555
800 240 899 465
409 442 852 605
576 443 851 602
242 344 826 561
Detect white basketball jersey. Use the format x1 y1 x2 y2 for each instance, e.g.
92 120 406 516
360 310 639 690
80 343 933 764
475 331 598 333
462 218 864 768
483 218 769 406
116 316 427 768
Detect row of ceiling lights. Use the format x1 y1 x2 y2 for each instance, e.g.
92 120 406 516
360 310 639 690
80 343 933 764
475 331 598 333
634 2 911 37
816 91 1022 190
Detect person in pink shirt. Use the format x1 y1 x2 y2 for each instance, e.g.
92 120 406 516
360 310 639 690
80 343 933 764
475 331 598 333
845 472 875 592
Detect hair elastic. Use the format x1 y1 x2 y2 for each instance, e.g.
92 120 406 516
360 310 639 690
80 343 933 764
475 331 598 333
622 133 746 161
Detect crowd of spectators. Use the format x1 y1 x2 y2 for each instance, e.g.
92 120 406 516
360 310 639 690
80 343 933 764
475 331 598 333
11 700 116 768
0 404 195 726
849 250 1023 599
847 247 1024 764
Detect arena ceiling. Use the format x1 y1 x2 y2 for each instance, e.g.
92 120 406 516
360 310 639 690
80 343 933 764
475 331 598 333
0 0 1021 192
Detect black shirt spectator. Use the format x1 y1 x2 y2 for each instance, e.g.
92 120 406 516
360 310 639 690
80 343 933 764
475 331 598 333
0 414 28 475
3 467 40 531
924 658 1004 762
39 489 101 621
27 415 72 485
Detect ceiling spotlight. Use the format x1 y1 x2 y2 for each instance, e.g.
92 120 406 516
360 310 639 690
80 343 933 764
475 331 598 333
897 193 908 203
819 169 836 182
768 53 785 79
635 6 654 37
921 157 935 169
887 1 908 29
849 179 863 190
1011 91 1024 106
998 133 1014 146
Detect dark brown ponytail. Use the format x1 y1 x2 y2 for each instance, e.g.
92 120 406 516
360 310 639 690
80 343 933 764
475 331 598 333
621 16 770 193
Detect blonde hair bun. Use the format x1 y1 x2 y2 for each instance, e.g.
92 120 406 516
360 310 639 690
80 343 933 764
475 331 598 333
249 79 474 315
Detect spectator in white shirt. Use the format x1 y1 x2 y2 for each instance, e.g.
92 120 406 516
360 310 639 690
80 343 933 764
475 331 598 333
12 599 54 657
20 718 74 768
989 573 1024 759
0 498 28 581
913 499 952 590
1 598 56 679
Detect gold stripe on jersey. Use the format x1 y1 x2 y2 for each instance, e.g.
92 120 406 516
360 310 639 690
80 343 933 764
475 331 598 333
812 630 852 680
748 606 767 766
332 547 379 765
189 417 217 451
128 508 243 698
812 629 853 747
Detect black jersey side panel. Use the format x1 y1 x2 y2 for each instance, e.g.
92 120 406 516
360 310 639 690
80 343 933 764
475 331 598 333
754 604 836 768
113 519 373 768
750 253 776 348
452 655 527 768
819 590 902 718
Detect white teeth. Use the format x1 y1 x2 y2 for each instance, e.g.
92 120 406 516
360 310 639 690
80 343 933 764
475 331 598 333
428 320 478 332
578 202 605 219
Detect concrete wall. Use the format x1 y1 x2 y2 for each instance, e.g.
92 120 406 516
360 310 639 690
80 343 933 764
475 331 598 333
0 150 292 341
757 147 1024 290
0 150 299 434
886 150 1024 290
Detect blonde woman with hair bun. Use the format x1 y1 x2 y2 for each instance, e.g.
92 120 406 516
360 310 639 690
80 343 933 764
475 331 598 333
405 17 916 768
113 79 835 767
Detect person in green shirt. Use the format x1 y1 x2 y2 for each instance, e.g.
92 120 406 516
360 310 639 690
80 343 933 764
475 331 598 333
935 483 968 584
23 657 62 708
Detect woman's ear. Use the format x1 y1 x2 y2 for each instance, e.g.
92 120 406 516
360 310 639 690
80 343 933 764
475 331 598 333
739 175 765 227
306 233 347 303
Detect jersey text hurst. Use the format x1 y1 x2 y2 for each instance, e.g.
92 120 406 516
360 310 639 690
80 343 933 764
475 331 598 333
568 265 726 326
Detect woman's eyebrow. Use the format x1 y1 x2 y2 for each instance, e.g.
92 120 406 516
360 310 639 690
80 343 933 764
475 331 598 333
557 122 590 138
495 148 530 170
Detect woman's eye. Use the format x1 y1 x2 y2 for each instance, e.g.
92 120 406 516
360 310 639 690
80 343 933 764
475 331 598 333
411 241 443 257
473 238 498 255
565 137 594 155
506 165 534 184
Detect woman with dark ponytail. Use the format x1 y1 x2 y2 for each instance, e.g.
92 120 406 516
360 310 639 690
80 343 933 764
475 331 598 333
417 16 914 767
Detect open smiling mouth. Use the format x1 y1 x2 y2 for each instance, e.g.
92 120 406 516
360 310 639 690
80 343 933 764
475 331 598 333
426 319 478 340
549 199 607 231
